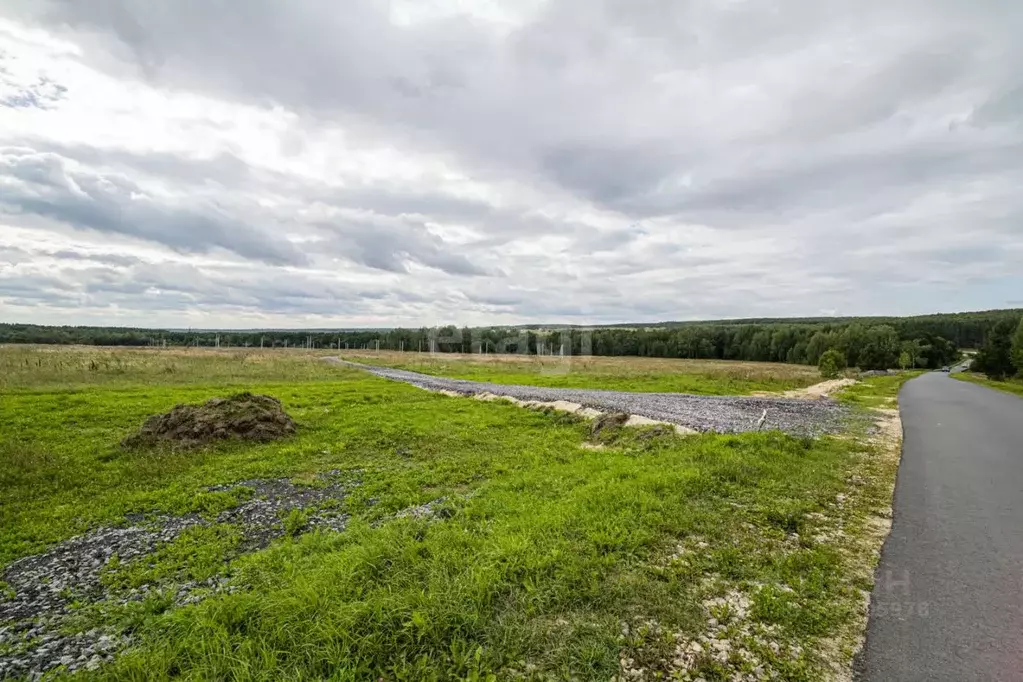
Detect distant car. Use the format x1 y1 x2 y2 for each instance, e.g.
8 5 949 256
941 366 950 372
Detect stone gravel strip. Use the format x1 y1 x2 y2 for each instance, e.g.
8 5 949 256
1 473 353 679
335 360 849 436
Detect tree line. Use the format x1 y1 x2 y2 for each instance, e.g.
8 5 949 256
973 316 1023 380
4 309 1020 370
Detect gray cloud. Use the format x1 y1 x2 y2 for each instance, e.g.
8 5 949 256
0 147 309 266
47 248 141 267
315 217 493 277
0 145 505 277
0 47 68 109
21 1 1022 205
0 75 67 110
2 0 1022 325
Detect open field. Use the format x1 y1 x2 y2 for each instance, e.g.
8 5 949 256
336 351 823 396
952 372 1023 399
1 346 909 680
0 346 335 393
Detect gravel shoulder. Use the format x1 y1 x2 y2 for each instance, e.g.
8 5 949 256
333 359 849 436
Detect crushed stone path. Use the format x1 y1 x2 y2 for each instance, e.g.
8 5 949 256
332 359 849 436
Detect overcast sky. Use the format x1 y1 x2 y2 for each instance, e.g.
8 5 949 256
1 1 1021 328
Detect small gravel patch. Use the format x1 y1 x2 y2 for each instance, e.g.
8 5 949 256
334 360 849 436
0 472 354 679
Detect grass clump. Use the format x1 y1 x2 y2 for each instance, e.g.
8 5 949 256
281 508 310 536
953 372 1023 398
834 371 923 408
102 524 243 591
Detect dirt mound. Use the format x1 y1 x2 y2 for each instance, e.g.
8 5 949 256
590 412 630 438
123 393 296 448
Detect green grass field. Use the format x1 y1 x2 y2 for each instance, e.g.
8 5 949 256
0 345 335 392
0 347 909 680
338 350 823 395
833 372 925 409
952 372 1023 399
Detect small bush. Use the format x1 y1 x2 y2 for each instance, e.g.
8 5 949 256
818 350 847 379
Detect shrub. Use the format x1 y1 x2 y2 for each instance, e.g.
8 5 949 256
974 319 1016 380
818 349 847 379
1012 317 1023 377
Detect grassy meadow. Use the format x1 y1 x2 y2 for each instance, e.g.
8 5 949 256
336 350 822 395
952 371 1023 399
0 346 909 680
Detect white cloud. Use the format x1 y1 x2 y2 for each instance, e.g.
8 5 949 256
0 1 1021 328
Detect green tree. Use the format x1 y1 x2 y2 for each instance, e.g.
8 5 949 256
1012 317 1023 377
805 331 833 365
856 325 901 370
818 349 847 379
974 320 1016 379
900 339 923 368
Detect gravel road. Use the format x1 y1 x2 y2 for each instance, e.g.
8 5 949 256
335 360 849 436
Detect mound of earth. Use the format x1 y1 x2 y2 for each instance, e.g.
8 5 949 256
590 412 630 438
123 393 296 448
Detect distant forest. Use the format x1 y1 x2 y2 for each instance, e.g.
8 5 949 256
2 309 1021 370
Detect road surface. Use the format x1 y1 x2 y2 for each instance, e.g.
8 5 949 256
857 373 1023 681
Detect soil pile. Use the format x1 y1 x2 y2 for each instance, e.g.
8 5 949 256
590 412 629 438
123 393 296 448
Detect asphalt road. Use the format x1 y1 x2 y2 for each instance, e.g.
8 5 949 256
857 373 1023 681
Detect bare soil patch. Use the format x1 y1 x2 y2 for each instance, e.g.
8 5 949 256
784 378 858 399
752 378 859 400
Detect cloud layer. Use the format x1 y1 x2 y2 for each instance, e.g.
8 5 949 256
1 1 1021 327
